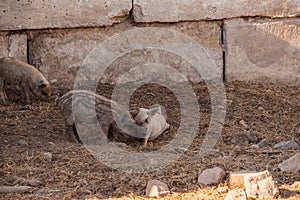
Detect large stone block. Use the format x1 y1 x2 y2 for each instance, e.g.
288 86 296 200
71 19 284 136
0 0 132 30
30 20 222 92
133 0 300 22
225 18 300 86
0 33 27 62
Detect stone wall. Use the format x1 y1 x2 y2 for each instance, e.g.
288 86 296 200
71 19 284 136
0 0 299 91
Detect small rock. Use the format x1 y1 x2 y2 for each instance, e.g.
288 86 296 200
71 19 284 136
146 180 169 197
278 153 300 172
239 120 249 129
257 139 268 147
231 131 258 145
225 189 247 200
16 179 42 187
244 170 279 199
274 140 299 150
0 186 32 193
198 167 226 185
251 144 259 149
257 106 264 110
36 188 50 196
43 152 52 162
217 186 228 193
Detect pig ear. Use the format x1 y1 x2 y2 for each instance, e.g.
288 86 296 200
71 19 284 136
149 107 161 116
129 109 139 117
36 80 47 88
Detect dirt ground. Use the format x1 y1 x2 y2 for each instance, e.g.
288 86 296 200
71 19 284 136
0 81 299 200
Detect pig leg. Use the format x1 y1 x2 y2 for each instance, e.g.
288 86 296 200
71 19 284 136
0 79 8 105
21 82 31 104
142 137 149 147
142 131 152 147
66 124 81 143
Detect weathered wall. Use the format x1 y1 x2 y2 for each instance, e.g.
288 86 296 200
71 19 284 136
133 0 300 22
29 21 222 92
0 0 132 30
225 18 300 85
0 33 27 62
0 0 299 90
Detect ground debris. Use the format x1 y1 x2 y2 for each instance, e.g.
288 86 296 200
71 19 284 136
0 81 299 199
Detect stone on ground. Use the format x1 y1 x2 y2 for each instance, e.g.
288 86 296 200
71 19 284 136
274 140 299 150
146 180 169 197
198 167 226 185
225 189 247 200
278 153 300 172
244 170 279 199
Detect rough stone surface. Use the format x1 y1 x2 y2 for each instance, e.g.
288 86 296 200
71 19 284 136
278 153 300 172
133 0 300 22
145 180 169 197
225 189 247 200
30 20 222 92
228 171 257 189
274 140 300 150
0 0 132 30
198 167 226 185
244 170 279 199
225 18 300 86
0 33 27 62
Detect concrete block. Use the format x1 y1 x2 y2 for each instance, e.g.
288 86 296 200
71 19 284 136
30 20 222 92
0 33 27 62
133 0 300 22
225 18 300 86
228 171 257 189
244 170 279 199
0 0 132 30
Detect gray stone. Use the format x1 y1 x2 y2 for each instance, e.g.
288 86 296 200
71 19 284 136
257 139 268 147
244 170 279 199
146 180 169 197
225 189 247 200
198 167 226 185
30 20 222 92
278 153 300 172
274 140 300 150
133 0 300 22
0 33 27 62
1 0 131 30
225 18 300 86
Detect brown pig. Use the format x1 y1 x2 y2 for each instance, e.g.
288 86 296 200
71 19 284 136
0 57 51 105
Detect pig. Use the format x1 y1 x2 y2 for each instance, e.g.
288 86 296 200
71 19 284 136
0 57 51 105
134 104 170 146
58 89 149 143
59 90 170 146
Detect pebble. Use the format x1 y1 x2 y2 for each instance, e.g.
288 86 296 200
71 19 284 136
198 167 226 185
274 140 299 150
43 152 52 162
278 153 300 172
146 180 170 197
225 189 247 200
